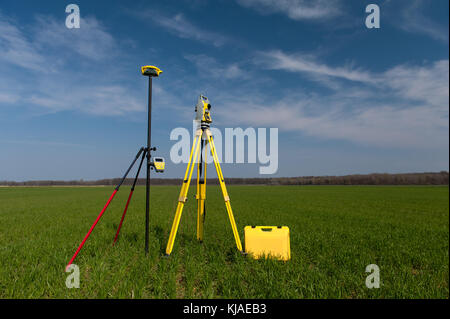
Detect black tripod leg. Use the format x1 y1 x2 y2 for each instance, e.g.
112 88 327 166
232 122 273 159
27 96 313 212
113 149 147 245
115 147 146 191
66 147 146 269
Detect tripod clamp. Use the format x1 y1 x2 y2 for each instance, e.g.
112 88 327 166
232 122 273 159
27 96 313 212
145 146 165 173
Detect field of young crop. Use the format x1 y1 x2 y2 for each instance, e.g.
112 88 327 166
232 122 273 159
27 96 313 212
0 185 448 298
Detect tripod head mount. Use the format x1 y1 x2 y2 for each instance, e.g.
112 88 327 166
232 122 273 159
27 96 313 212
145 147 164 173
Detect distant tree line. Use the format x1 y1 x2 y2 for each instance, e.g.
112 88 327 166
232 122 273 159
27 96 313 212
1 172 448 186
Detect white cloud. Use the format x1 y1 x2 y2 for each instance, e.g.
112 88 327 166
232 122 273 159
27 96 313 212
398 0 448 43
258 50 375 83
184 54 246 79
175 49 448 151
0 92 20 104
27 84 144 116
34 16 116 61
216 94 448 150
0 139 90 148
384 60 449 110
236 0 341 20
0 13 116 71
258 51 449 110
213 51 449 150
0 13 143 116
0 14 46 71
0 9 447 154
150 13 229 47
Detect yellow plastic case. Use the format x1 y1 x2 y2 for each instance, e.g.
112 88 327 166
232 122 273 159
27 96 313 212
244 226 291 261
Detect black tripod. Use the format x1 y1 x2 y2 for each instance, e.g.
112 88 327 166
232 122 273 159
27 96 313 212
66 66 163 269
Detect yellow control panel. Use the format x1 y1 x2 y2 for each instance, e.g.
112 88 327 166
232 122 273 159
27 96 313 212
151 157 165 173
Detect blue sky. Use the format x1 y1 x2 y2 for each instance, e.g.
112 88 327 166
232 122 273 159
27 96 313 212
0 0 448 181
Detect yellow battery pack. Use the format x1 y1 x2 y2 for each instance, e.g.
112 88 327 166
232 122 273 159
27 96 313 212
244 226 291 261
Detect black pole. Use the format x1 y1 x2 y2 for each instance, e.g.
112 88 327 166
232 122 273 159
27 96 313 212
145 77 152 255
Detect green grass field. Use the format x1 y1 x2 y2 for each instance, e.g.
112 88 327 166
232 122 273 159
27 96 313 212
0 185 448 298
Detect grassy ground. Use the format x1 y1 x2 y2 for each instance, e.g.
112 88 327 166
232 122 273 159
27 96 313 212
0 185 448 298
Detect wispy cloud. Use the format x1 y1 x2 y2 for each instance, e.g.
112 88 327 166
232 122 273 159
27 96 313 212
0 13 46 71
1 6 447 154
236 0 341 20
216 91 448 150
184 54 246 79
257 50 449 109
166 47 448 151
149 12 229 47
212 50 449 150
0 92 20 104
0 139 91 148
258 50 375 83
0 13 143 116
27 84 144 116
398 0 448 43
34 15 117 61
384 60 449 109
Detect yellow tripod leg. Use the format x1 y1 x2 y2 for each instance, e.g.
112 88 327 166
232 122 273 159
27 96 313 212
196 139 201 240
197 139 207 241
206 131 243 252
165 131 202 255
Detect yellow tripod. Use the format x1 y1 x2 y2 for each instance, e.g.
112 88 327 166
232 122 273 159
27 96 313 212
165 96 243 255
